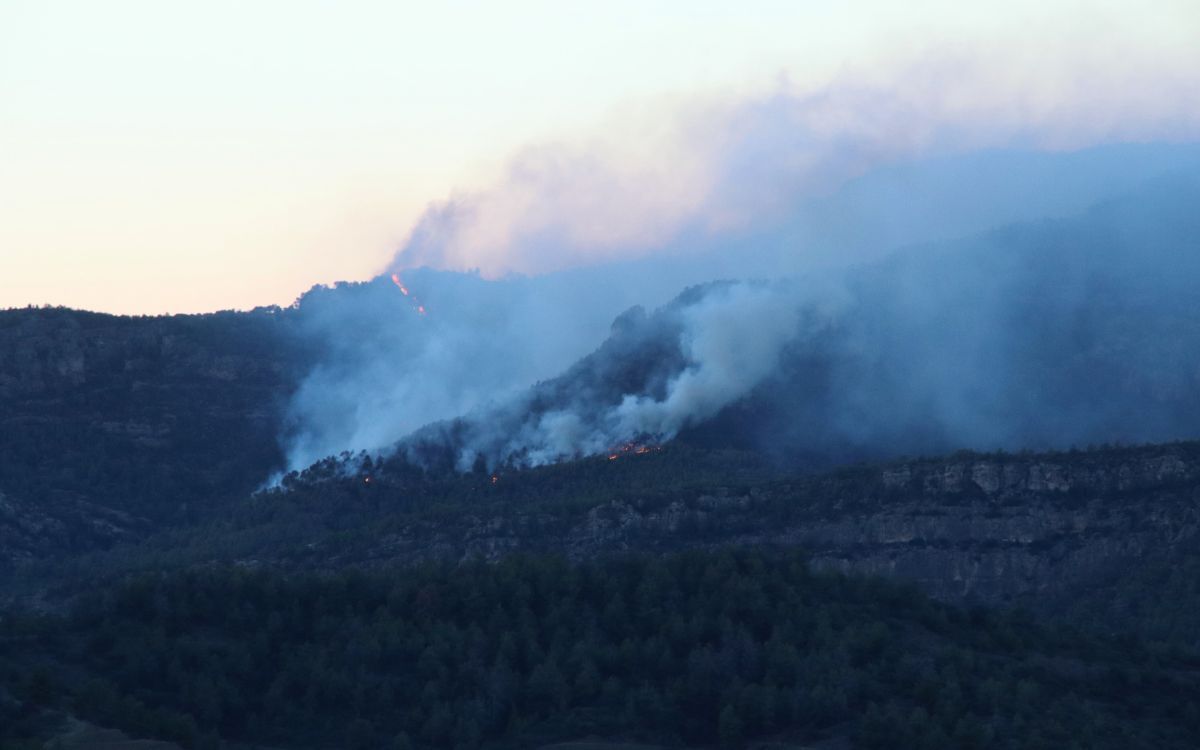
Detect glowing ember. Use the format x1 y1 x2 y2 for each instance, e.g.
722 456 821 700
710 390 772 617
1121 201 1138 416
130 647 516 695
390 272 428 315
606 442 661 461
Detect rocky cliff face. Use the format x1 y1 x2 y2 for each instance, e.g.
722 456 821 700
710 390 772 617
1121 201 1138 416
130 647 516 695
0 306 306 561
784 451 1200 603
0 307 289 397
302 444 1200 609
5 305 1200 625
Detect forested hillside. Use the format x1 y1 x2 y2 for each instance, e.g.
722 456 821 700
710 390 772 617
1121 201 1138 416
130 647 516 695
4 179 1200 750
5 550 1200 750
0 307 303 537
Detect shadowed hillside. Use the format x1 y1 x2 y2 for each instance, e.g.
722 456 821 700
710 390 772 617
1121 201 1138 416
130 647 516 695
0 306 306 563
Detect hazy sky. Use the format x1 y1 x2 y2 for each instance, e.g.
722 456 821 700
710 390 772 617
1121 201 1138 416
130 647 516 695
2 0 1198 314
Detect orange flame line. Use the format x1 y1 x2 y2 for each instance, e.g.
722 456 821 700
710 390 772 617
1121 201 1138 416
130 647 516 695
390 273 409 295
390 272 428 315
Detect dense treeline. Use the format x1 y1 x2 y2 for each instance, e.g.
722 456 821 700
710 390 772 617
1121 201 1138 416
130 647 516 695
1064 551 1200 649
4 549 1200 749
0 306 304 528
5 444 775 599
31 439 1200 617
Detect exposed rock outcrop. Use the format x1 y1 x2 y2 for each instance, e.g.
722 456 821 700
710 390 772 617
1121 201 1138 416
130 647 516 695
308 445 1200 608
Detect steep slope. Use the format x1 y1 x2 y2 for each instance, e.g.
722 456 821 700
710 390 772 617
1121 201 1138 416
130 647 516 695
312 442 1200 622
277 146 1200 472
5 172 1200 551
5 174 1200 608
25 439 1196 649
383 175 1200 471
692 175 1200 463
0 306 305 550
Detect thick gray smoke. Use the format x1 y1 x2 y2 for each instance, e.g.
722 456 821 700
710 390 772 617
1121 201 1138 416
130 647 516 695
273 51 1200 475
609 284 806 440
384 172 1200 473
390 56 1200 279
279 140 1200 476
417 280 821 470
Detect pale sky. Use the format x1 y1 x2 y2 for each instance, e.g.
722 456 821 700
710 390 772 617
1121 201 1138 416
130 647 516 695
1 0 1197 313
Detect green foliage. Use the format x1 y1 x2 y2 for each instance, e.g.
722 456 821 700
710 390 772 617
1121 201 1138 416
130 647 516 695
4 549 1200 749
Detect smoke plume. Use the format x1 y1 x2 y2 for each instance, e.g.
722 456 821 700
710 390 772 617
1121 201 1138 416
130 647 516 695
388 174 1200 473
278 52 1200 476
392 52 1200 279
403 280 819 470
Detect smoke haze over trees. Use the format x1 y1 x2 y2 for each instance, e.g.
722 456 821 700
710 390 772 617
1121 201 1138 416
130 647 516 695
280 150 1200 475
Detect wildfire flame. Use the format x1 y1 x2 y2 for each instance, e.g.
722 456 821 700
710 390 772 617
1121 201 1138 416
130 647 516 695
606 442 661 461
390 272 427 315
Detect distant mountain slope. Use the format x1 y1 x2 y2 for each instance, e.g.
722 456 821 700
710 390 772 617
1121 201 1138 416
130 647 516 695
3 161 1200 582
0 307 305 540
691 174 1200 462
278 144 1200 471
21 439 1196 649
389 174 1200 471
